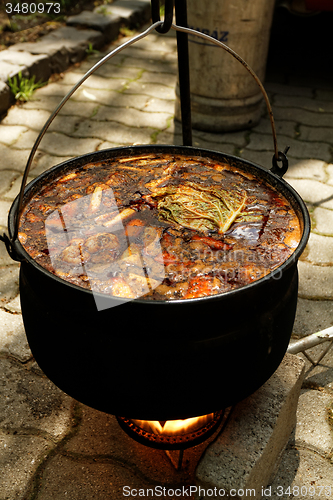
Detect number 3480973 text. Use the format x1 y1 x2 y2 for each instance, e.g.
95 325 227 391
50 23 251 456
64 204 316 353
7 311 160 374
5 3 61 14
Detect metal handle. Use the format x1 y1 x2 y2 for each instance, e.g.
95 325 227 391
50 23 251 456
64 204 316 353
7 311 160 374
151 0 174 33
8 21 287 247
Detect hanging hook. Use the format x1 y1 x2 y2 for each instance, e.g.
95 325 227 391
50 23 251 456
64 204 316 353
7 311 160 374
151 0 174 33
271 146 289 178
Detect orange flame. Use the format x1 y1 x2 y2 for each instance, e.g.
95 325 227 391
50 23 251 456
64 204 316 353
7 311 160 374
132 413 214 436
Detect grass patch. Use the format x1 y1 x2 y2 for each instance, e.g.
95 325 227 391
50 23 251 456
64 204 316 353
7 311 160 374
8 71 47 102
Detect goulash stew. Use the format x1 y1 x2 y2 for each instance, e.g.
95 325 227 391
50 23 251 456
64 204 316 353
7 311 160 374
19 154 301 300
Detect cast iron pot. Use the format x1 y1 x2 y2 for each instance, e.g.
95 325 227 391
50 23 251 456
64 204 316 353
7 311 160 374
5 144 310 420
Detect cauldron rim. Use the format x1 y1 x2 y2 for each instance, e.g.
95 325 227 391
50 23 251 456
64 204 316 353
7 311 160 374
8 144 311 305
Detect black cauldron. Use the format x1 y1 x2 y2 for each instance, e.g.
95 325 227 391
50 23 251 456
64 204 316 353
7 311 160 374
5 144 310 420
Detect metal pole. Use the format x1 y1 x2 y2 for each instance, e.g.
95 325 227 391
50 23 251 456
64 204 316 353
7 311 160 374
175 0 192 146
287 326 333 354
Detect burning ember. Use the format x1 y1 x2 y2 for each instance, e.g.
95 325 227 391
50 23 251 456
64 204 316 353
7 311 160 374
117 411 224 450
131 413 215 436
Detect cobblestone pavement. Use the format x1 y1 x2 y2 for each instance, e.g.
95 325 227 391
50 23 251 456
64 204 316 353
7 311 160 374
1 9 333 500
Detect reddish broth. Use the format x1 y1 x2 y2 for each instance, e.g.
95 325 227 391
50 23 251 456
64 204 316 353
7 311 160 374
19 154 301 300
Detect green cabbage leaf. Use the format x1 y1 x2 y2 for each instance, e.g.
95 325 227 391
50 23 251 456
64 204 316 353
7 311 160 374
150 182 247 234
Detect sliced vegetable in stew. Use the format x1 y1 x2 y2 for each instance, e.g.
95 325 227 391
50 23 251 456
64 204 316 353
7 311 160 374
19 154 302 300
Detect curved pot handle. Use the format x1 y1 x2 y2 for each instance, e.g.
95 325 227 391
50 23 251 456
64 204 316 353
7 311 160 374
9 20 287 249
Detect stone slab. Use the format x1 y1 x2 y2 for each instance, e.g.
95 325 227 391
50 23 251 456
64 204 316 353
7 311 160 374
195 354 305 500
298 261 333 299
0 357 72 435
293 298 333 339
284 159 327 182
0 81 13 116
262 448 333 499
0 308 31 362
0 170 20 196
99 0 151 26
286 178 333 209
0 50 51 82
0 265 20 303
10 27 105 74
312 207 333 235
295 389 333 454
0 432 53 500
67 10 121 42
300 232 333 266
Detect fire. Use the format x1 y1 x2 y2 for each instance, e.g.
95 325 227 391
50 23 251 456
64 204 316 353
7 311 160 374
132 413 214 436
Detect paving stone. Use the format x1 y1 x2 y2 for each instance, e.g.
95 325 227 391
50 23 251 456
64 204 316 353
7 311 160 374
4 294 21 314
328 163 333 186
264 82 314 98
143 96 175 113
0 124 28 146
312 207 333 235
59 71 127 91
0 60 28 82
293 298 333 339
67 10 121 41
3 174 35 201
8 130 39 152
92 105 172 129
316 89 333 101
132 36 177 54
284 158 327 182
286 178 333 209
23 95 99 119
122 55 177 74
273 106 333 128
300 347 333 392
10 27 105 73
0 357 73 436
69 89 149 110
79 63 142 80
0 199 11 227
64 407 205 486
295 389 333 454
0 309 31 362
0 81 13 116
155 130 183 146
73 119 154 145
274 95 333 114
0 170 20 196
253 117 297 138
247 133 332 162
31 153 74 176
139 70 177 87
194 141 236 156
0 432 54 500
298 261 333 300
123 80 176 100
0 240 16 266
0 50 51 82
196 354 305 500
263 448 333 500
192 129 247 148
119 45 174 64
31 453 153 500
238 150 273 170
38 132 102 157
98 0 151 26
2 107 51 131
300 232 333 266
0 265 19 303
34 82 77 98
299 125 333 144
